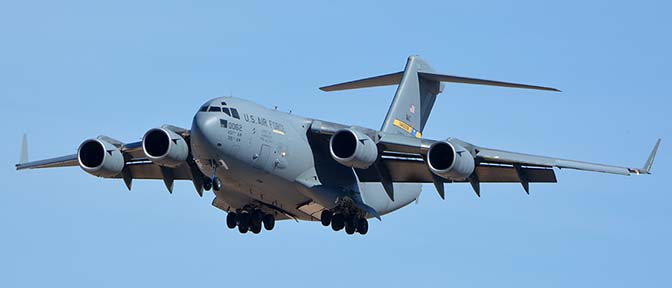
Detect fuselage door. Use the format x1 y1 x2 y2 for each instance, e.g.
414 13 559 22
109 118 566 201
254 144 271 170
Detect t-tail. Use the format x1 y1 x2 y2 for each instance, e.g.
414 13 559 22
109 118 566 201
320 55 560 137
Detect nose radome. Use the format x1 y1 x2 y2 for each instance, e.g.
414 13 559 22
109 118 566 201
191 112 220 149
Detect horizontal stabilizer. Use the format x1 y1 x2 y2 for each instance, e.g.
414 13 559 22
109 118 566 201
319 70 560 92
417 72 561 92
319 71 403 92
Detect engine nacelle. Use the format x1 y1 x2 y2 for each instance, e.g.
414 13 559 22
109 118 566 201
77 139 125 177
329 128 378 169
427 141 475 181
142 128 189 167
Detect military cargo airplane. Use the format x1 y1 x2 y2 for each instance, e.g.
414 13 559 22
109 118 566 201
16 56 660 235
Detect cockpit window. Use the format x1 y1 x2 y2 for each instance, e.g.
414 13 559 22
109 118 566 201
199 105 208 112
222 107 231 116
221 102 227 106
208 106 221 112
230 108 240 119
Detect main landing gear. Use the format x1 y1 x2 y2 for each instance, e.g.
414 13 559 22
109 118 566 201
226 208 275 234
320 209 368 235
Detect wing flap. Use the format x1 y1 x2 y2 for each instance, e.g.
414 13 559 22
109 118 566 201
355 157 556 183
116 161 193 180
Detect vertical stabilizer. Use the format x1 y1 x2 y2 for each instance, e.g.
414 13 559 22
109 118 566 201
380 56 443 137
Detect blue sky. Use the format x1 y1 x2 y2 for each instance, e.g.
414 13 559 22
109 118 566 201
1 1 670 287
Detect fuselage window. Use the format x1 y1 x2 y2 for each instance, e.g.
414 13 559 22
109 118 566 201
209 106 221 112
222 107 231 116
199 106 208 112
230 108 240 119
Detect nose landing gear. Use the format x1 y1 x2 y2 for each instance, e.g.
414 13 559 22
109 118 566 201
201 160 222 192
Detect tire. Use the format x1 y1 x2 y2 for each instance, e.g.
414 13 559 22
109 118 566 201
262 214 275 231
347 214 358 230
238 212 250 229
226 212 237 229
345 224 356 235
238 224 248 234
357 218 368 235
320 210 332 226
251 223 262 234
203 178 212 191
212 177 222 191
251 210 263 224
331 213 345 231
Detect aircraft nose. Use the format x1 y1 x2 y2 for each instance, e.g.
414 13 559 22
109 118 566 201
191 111 220 155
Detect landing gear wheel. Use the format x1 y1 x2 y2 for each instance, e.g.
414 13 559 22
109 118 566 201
250 210 263 234
251 210 263 224
320 210 332 226
238 224 249 234
331 213 345 231
262 214 275 231
357 218 368 235
226 212 237 229
212 177 222 191
250 223 262 234
237 212 250 234
345 223 356 235
203 178 212 191
347 214 358 230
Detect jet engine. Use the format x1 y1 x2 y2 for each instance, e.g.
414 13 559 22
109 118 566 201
427 141 475 180
142 127 189 167
77 138 125 177
329 128 378 169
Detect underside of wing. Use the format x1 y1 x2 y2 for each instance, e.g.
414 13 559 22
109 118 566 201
15 126 208 196
355 152 557 184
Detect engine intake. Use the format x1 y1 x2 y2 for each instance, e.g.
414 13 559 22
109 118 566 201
329 128 378 169
77 139 124 177
427 141 475 180
142 127 189 167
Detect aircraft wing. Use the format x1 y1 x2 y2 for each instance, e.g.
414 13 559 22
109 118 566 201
370 134 659 196
15 127 207 195
309 122 660 197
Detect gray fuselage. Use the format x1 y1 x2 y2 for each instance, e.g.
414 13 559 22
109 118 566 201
189 97 420 221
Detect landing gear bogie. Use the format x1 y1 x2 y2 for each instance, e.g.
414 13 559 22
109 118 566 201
228 207 275 234
323 207 369 235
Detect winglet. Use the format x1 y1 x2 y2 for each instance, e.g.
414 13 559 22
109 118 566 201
20 134 29 164
640 139 661 174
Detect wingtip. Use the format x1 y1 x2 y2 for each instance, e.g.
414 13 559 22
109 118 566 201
639 138 661 174
19 134 28 165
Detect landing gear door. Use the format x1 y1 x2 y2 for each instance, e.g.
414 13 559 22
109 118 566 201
254 144 271 170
